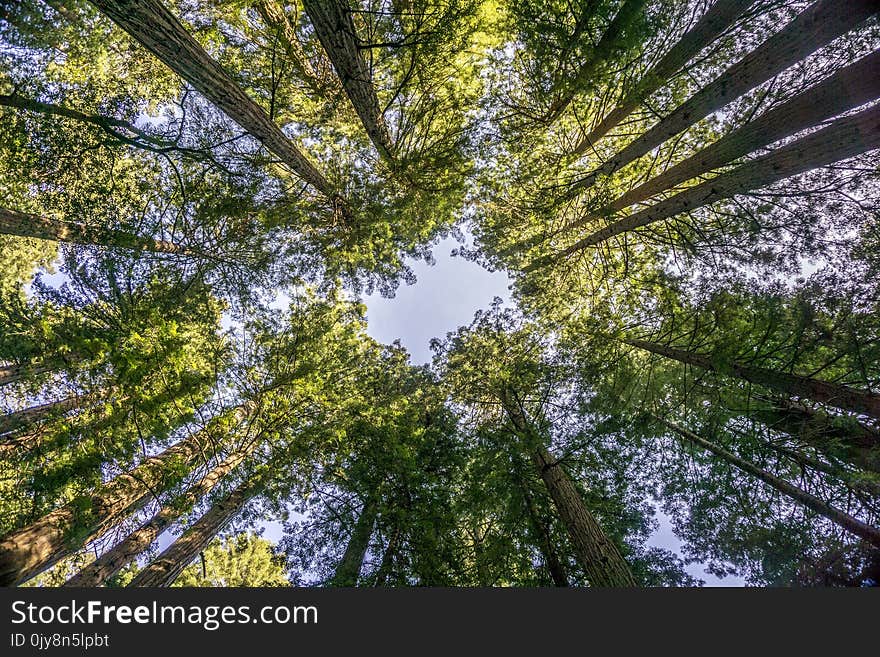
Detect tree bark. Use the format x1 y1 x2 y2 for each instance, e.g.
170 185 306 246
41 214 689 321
542 0 649 125
0 395 85 436
568 49 880 224
0 422 220 586
0 423 59 459
521 483 569 586
501 390 636 586
328 495 378 586
127 479 259 587
627 338 880 420
372 525 400 587
529 444 636 586
572 0 878 191
255 0 340 98
87 0 338 201
63 440 259 587
659 416 880 549
0 362 57 389
1 207 189 254
302 0 395 164
535 102 880 266
573 0 757 153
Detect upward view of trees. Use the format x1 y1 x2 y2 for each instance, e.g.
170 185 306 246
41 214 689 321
0 0 877 587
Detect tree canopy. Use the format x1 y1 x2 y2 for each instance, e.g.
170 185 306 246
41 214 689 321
1 0 878 587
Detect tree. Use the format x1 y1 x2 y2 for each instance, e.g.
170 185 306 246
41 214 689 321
433 304 681 586
656 416 880 548
87 0 340 201
563 49 880 218
570 0 879 192
2 0 879 589
302 0 395 164
573 0 758 152
171 532 288 587
530 103 880 267
0 418 220 586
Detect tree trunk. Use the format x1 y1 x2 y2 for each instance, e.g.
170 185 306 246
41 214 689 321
63 440 259 587
127 479 259 587
0 392 127 456
0 423 60 458
537 102 880 265
521 482 569 586
328 495 378 586
573 0 878 191
0 207 189 254
542 0 649 124
569 49 880 222
255 0 340 98
0 422 219 586
752 401 880 475
0 395 85 436
627 338 880 420
501 390 636 586
302 0 395 164
372 525 400 587
470 520 492 586
0 362 57 389
573 0 757 153
87 0 338 201
659 416 880 549
529 445 636 586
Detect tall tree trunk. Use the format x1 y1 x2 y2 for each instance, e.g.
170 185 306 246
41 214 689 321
328 495 378 586
567 49 880 223
535 103 880 266
0 422 59 458
63 440 259 587
127 479 259 587
0 362 57 389
0 207 189 254
0 395 85 436
573 0 878 191
627 338 880 420
372 525 400 587
501 390 636 586
542 0 649 125
0 419 223 586
529 444 636 586
255 0 340 98
87 0 339 201
573 0 757 153
470 520 492 586
752 401 880 474
302 0 395 164
0 393 128 457
659 416 880 548
521 482 569 586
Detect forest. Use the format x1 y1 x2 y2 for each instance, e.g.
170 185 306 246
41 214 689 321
0 0 878 588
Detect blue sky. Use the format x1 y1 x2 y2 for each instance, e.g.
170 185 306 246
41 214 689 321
363 236 512 364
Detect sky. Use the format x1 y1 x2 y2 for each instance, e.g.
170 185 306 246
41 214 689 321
362 236 512 364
